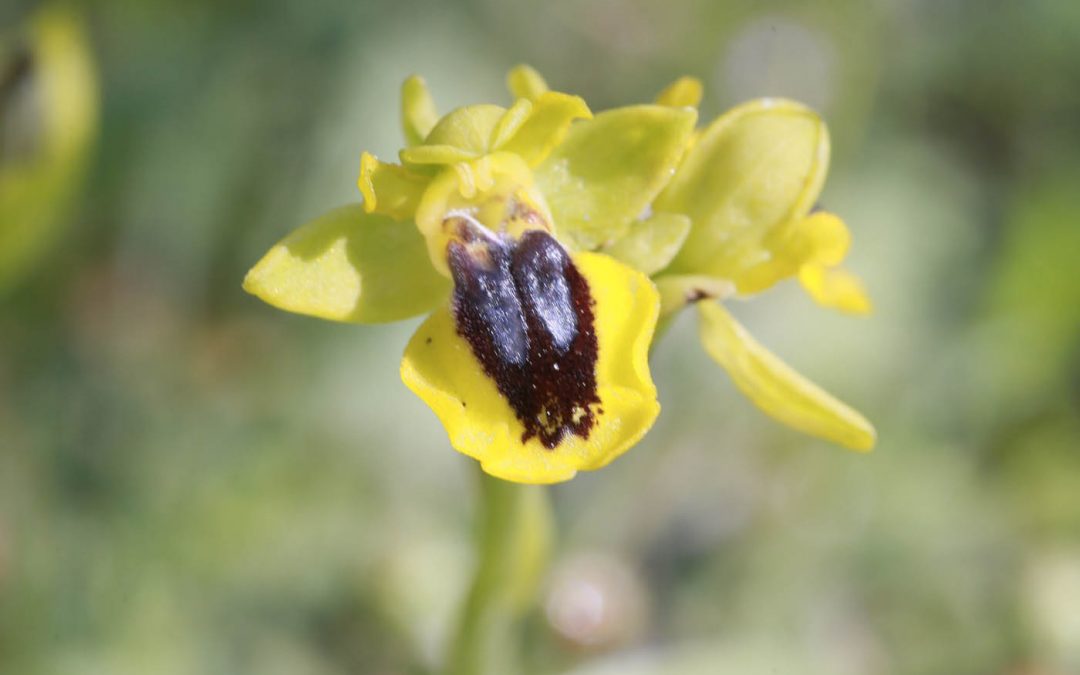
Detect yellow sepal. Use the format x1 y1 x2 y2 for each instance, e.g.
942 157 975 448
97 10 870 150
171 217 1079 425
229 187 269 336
401 252 661 483
697 301 875 451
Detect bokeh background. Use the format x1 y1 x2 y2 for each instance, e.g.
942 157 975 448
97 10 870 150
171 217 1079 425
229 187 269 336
3 0 1080 673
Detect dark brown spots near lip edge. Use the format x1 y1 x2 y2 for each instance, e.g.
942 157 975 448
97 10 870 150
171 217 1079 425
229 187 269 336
448 230 600 449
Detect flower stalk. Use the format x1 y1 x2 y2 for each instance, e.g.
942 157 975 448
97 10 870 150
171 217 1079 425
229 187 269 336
446 468 553 675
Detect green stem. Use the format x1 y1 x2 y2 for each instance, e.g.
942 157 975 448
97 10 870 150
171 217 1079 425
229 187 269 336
445 468 553 675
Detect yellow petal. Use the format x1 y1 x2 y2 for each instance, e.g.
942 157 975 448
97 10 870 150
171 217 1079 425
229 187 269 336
244 205 449 323
655 76 703 108
507 64 550 101
401 75 439 146
357 152 429 220
497 91 592 167
729 210 852 295
796 210 850 267
697 301 875 451
799 264 872 315
401 252 661 483
657 98 830 281
489 97 534 149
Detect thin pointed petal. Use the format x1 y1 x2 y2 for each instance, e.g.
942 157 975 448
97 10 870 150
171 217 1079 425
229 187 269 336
490 98 535 149
497 92 592 167
507 64 550 101
401 75 439 147
697 301 875 451
244 205 449 323
655 76 703 108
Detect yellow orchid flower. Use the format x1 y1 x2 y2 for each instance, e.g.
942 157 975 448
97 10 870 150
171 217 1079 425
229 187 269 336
0 7 98 292
244 66 876 485
246 67 696 483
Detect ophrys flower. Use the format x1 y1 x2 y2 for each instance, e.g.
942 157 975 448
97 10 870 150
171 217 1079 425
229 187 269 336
244 66 875 484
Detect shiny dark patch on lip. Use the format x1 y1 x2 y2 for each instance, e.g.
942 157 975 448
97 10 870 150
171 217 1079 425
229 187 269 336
448 230 600 449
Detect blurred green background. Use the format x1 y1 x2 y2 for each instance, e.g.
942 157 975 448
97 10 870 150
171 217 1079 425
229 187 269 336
2 1 1079 673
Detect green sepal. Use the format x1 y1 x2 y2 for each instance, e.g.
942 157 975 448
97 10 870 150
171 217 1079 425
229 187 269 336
656 98 830 280
243 205 449 324
535 105 697 251
602 212 691 276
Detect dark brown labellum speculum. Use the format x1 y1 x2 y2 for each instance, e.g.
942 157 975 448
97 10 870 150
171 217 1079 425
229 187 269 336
448 228 600 449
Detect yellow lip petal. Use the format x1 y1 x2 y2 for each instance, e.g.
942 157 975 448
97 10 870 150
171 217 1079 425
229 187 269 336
401 252 660 483
697 300 875 451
